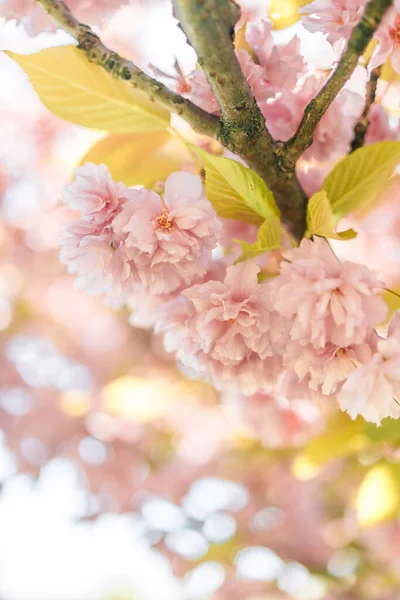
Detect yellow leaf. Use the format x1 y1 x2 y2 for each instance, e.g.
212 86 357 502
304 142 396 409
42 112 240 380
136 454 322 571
194 147 279 225
235 214 282 263
380 56 400 83
383 288 400 312
323 141 400 221
79 130 192 187
356 462 400 527
292 414 368 481
306 190 357 240
5 46 170 132
234 21 258 62
270 0 309 29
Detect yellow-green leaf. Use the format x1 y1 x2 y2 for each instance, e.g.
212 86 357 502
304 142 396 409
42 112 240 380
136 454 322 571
306 190 357 240
235 214 282 263
356 462 400 527
194 147 279 225
292 414 368 481
366 418 400 443
5 46 170 132
383 288 400 312
323 141 400 221
78 130 192 187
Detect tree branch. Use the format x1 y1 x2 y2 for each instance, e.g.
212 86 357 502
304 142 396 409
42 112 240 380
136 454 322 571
36 0 219 138
173 0 307 240
282 0 393 169
351 66 382 152
173 0 274 165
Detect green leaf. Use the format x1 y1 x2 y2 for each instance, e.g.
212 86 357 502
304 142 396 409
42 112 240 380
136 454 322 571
306 190 357 240
356 462 400 527
323 141 400 221
366 418 400 443
193 147 280 225
235 214 282 263
5 46 170 132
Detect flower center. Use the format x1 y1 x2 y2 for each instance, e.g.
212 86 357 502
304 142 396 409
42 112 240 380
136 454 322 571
395 14 400 45
335 348 346 358
156 211 173 230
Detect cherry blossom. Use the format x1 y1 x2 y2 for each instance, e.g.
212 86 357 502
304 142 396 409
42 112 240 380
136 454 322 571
115 172 222 295
371 0 400 71
157 261 285 395
284 338 375 397
338 315 400 424
273 237 388 350
59 163 137 304
235 0 269 24
62 163 126 227
300 0 367 45
246 20 306 90
180 49 273 116
263 78 364 161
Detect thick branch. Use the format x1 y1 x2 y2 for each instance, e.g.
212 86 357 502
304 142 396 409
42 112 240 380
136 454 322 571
351 66 382 152
283 0 393 168
173 0 307 239
36 0 219 138
173 0 274 162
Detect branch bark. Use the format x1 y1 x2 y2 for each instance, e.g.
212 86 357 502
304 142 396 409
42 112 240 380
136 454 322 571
173 0 307 239
36 0 219 138
351 66 382 152
282 0 393 169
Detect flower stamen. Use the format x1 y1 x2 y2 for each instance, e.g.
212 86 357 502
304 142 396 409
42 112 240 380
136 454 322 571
156 211 173 230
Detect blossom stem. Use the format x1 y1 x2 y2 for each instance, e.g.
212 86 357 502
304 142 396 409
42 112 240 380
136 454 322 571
282 0 393 168
35 0 220 138
351 65 382 152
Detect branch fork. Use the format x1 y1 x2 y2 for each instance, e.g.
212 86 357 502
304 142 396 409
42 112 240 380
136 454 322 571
36 0 393 239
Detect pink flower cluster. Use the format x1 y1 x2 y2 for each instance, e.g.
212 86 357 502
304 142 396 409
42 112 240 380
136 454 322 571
271 238 396 423
178 19 306 117
59 165 400 426
156 236 395 425
60 163 221 305
179 16 364 164
157 261 285 395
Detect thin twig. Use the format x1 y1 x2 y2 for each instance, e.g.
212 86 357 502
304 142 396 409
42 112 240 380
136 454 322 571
282 0 393 169
36 0 219 138
351 65 382 152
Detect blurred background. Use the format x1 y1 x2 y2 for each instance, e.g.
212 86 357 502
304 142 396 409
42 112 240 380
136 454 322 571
1 1 400 599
